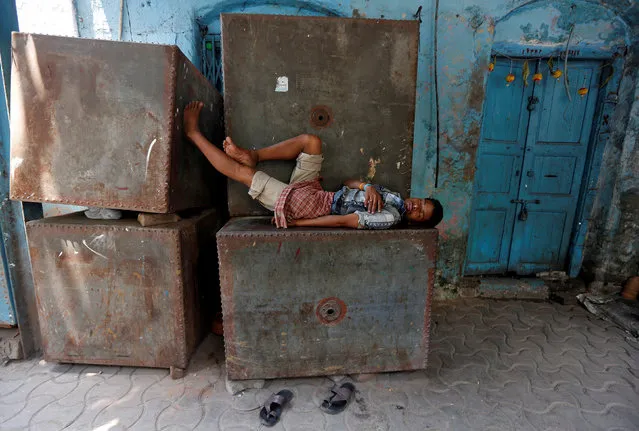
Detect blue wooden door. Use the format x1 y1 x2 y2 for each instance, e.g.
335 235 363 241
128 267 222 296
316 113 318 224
466 59 601 275
465 59 533 274
508 61 600 273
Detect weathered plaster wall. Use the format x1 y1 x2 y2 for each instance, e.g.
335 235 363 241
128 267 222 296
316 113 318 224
15 0 78 37
493 2 628 52
423 0 636 297
15 0 639 297
583 46 639 284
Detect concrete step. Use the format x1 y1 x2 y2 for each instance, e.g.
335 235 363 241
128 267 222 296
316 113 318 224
477 278 549 299
0 328 23 360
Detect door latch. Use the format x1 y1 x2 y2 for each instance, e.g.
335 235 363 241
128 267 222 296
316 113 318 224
527 96 539 111
511 199 540 222
511 199 541 205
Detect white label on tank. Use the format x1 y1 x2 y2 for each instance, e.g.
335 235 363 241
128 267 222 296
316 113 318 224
275 76 289 92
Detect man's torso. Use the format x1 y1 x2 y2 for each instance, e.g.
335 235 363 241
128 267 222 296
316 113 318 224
331 186 404 229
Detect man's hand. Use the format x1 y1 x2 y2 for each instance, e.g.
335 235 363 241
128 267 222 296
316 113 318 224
365 186 383 213
272 217 298 227
285 218 298 227
183 101 204 139
342 179 386 214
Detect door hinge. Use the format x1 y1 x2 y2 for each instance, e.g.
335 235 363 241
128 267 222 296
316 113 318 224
605 93 619 104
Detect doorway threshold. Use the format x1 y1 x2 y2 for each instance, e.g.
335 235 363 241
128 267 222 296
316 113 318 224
477 277 549 300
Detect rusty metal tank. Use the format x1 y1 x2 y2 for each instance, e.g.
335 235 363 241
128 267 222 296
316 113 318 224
216 14 430 380
217 217 438 380
27 210 220 377
221 14 418 216
10 33 224 213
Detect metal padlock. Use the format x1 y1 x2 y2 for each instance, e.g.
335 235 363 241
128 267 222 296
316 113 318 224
518 203 528 221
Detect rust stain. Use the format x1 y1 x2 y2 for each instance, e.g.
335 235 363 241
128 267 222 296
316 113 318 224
462 121 481 182
487 18 495 35
316 296 348 326
309 105 333 129
396 348 411 369
467 66 487 112
299 302 314 314
56 247 94 267
366 157 381 180
144 284 154 319
64 334 79 356
29 247 40 260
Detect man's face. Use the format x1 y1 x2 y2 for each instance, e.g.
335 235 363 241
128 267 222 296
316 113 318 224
404 198 434 223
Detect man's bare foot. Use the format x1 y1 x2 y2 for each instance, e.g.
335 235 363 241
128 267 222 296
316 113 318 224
184 101 203 138
223 137 258 168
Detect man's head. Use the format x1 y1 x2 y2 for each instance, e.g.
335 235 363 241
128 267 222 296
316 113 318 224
404 198 443 227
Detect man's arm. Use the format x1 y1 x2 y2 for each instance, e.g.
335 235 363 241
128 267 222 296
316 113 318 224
289 214 359 228
342 179 384 213
343 179 365 189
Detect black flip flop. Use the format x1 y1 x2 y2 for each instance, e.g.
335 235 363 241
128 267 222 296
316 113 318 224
259 389 294 427
320 382 355 414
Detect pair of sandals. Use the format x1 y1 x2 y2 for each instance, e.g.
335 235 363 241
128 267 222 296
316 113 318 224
259 382 356 427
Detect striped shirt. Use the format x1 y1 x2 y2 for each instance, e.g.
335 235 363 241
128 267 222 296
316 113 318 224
331 185 405 229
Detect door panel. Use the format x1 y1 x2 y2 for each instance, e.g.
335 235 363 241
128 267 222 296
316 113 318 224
508 60 601 273
465 60 533 275
481 67 528 142
467 210 508 264
511 211 566 274
476 154 516 193
529 155 577 195
536 67 597 143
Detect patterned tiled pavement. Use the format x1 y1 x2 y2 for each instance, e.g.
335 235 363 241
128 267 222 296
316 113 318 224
1 299 637 430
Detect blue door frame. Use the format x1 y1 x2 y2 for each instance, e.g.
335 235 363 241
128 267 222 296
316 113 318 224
465 57 608 276
0 1 19 326
1 0 43 353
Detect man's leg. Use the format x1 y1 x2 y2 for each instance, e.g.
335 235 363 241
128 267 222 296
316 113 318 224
223 134 322 167
184 102 254 187
256 133 323 160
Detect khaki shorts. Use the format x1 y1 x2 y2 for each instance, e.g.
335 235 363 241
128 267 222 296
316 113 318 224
248 153 323 211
